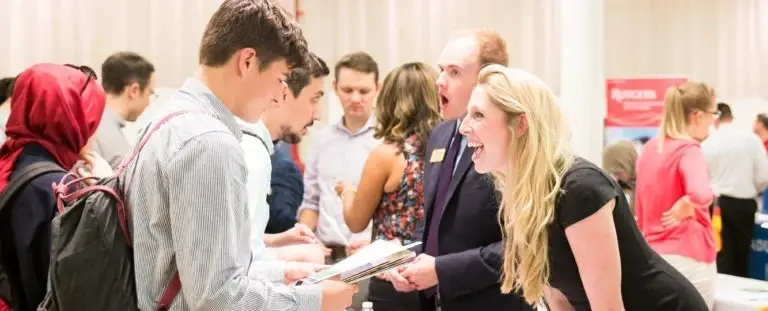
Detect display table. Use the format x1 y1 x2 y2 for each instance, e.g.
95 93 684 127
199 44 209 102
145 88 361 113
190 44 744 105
750 213 768 280
715 274 768 310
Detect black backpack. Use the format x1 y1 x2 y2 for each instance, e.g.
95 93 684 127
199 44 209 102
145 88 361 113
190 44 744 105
0 161 65 310
38 111 189 311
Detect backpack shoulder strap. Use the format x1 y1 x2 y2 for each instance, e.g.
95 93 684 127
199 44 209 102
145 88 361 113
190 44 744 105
242 129 270 154
116 110 193 175
0 161 64 213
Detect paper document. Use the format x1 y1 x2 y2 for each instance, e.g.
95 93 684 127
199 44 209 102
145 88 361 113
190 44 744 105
298 240 421 284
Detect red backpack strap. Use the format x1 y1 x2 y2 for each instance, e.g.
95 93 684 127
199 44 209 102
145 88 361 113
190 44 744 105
156 272 181 311
114 110 191 311
116 110 192 175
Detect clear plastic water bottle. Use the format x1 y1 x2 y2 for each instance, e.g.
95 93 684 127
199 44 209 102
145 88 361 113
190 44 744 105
361 301 374 311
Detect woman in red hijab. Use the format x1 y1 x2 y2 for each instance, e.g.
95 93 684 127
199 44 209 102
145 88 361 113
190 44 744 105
0 63 107 311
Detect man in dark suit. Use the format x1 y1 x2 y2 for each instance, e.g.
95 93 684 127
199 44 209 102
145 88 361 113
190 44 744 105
393 30 534 311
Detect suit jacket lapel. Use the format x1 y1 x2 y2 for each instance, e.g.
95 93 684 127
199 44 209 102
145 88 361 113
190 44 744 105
424 126 454 218
436 146 474 222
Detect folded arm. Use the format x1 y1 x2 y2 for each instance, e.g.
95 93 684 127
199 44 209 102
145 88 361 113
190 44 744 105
679 145 714 206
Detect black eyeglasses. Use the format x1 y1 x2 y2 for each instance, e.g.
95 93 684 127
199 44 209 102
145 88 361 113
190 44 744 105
64 64 98 95
706 110 722 118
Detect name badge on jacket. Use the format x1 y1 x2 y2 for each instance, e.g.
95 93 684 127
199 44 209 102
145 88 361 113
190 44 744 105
430 148 446 163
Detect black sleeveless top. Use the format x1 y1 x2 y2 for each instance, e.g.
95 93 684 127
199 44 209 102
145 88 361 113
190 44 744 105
546 158 708 310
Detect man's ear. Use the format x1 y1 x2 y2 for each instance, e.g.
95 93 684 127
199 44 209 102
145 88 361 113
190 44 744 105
237 48 257 76
126 82 141 100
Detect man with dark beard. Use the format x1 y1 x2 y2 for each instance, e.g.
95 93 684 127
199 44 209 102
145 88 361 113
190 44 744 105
238 52 330 264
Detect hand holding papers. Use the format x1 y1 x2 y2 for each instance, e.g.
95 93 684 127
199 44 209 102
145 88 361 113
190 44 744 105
345 239 371 257
297 239 422 285
283 262 328 285
399 254 439 290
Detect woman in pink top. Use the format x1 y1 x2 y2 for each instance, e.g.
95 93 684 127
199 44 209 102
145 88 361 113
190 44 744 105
635 81 718 309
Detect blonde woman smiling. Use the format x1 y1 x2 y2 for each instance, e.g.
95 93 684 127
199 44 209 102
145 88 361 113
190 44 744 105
458 65 708 310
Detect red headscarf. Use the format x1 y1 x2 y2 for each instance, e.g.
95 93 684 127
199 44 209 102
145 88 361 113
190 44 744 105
0 63 105 193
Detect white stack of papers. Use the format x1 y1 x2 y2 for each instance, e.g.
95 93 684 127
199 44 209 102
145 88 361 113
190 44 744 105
299 240 421 284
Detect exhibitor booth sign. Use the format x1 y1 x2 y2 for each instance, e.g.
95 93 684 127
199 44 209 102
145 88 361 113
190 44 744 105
605 77 688 127
603 77 687 146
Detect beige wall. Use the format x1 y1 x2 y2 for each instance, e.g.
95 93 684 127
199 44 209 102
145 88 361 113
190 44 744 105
1 0 766 152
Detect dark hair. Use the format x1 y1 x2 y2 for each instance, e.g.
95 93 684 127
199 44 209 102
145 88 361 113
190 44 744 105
285 53 329 97
334 51 379 82
199 0 309 70
758 113 768 128
100 51 155 95
717 102 733 120
0 77 15 104
374 62 441 156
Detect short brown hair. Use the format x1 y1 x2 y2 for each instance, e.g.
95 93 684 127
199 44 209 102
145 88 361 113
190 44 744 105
334 51 379 82
101 51 155 95
456 29 509 67
285 53 330 97
717 102 733 120
757 113 768 129
199 0 309 70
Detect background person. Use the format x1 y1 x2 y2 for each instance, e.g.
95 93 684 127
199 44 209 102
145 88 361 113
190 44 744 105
0 63 110 311
602 140 638 214
90 51 156 167
339 62 442 311
635 81 719 308
701 102 768 276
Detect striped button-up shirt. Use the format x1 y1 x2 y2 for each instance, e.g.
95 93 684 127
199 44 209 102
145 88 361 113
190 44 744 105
122 77 321 311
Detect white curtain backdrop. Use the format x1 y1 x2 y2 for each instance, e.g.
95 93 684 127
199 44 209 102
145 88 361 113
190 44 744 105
1 0 766 149
0 0 227 88
303 0 768 122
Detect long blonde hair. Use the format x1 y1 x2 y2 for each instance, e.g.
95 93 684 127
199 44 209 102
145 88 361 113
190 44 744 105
478 65 574 304
658 81 715 149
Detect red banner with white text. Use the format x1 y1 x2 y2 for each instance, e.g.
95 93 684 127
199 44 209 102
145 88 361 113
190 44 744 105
604 77 688 127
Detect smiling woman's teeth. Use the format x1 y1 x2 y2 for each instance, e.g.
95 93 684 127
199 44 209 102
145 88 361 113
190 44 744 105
468 142 483 148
